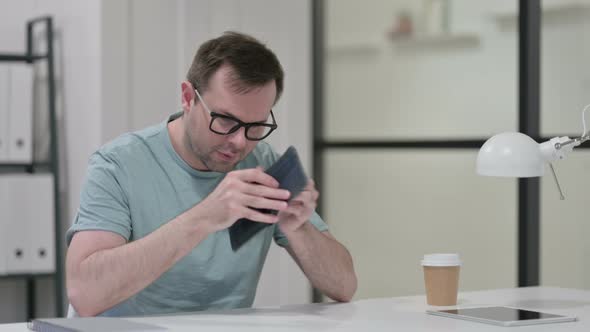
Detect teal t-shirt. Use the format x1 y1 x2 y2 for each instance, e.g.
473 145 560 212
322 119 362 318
66 113 328 317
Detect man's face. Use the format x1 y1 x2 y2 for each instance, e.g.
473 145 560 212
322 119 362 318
182 66 277 172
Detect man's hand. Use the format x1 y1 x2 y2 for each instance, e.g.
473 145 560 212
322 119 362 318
277 179 319 234
192 167 291 233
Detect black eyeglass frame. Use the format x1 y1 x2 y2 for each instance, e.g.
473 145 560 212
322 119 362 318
194 87 278 141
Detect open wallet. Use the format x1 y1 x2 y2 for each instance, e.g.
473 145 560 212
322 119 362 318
228 146 308 251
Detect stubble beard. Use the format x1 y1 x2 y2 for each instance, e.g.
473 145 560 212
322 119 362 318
184 129 241 173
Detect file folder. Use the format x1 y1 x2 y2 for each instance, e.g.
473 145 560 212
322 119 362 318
0 174 55 274
0 66 9 161
7 64 34 163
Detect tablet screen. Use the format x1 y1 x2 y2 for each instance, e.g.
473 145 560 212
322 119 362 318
437 306 563 322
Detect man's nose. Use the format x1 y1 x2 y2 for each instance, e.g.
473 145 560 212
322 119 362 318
227 126 247 148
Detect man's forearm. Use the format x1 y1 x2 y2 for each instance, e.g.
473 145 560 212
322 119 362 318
68 212 210 316
284 222 357 302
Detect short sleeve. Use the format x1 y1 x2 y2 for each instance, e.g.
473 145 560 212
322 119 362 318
66 151 132 245
273 212 329 247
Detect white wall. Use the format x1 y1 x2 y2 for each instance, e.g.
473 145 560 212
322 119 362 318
538 0 590 290
325 0 518 140
0 0 103 322
0 0 313 323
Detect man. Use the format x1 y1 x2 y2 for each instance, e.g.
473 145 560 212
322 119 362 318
66 32 357 317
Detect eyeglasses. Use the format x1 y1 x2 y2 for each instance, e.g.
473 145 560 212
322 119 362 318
194 87 278 141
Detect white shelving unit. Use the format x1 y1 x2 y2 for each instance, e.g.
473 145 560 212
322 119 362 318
389 33 479 50
326 42 381 56
0 16 64 319
492 2 590 24
326 33 480 56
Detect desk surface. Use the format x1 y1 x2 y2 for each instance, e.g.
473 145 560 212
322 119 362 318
2 287 589 331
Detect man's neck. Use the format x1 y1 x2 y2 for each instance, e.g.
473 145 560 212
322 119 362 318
167 116 209 171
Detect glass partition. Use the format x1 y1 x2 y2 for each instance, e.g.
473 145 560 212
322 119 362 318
321 0 519 299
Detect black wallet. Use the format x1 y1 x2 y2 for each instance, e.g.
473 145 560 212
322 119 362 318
228 146 308 251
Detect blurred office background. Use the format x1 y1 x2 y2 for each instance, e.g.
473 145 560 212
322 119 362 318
0 0 589 324
321 0 590 301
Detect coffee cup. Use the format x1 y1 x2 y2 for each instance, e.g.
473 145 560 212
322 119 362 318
421 253 461 306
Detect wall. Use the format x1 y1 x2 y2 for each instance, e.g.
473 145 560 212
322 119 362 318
325 0 518 140
538 0 590 290
0 0 103 322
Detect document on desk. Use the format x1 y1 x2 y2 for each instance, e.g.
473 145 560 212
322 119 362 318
27 317 167 332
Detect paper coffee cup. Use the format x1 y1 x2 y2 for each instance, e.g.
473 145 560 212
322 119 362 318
421 253 461 306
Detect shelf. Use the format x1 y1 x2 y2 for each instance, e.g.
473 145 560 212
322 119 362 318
389 34 479 50
0 54 47 62
0 16 64 319
326 42 381 56
326 33 480 55
0 163 52 174
492 3 590 24
0 273 54 280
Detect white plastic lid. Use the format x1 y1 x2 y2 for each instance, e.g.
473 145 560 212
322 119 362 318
421 253 462 267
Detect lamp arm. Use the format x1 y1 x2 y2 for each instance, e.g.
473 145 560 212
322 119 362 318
541 134 589 201
539 133 590 162
547 103 590 156
556 135 590 150
581 103 590 137
549 163 565 200
539 136 576 162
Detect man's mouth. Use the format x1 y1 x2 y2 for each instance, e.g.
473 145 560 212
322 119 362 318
216 150 238 162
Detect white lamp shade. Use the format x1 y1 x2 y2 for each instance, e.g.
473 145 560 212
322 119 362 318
476 132 545 177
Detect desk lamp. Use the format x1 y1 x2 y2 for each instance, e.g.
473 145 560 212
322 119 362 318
476 105 590 199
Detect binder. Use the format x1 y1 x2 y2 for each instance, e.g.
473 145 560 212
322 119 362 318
0 174 7 275
0 65 9 161
7 64 34 163
0 175 30 273
27 174 55 273
0 174 54 274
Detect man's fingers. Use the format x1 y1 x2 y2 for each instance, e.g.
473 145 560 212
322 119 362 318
291 190 314 203
242 182 290 201
243 194 288 211
284 203 304 217
312 189 319 201
300 178 316 192
242 207 280 224
233 168 279 188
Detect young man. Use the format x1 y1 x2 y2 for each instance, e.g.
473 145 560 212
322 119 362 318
66 32 357 317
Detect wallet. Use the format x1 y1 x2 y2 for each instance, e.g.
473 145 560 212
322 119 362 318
229 146 308 251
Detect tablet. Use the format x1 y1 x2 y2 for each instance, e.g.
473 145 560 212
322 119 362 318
427 306 577 327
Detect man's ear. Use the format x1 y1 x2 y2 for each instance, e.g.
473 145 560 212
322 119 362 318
181 81 195 112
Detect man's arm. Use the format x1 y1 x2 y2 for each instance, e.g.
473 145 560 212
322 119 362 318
67 214 209 317
67 168 290 316
278 180 357 302
285 227 357 302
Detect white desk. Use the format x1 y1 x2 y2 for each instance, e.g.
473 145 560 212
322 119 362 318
2 287 589 331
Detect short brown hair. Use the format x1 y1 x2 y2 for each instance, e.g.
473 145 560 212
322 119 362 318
187 32 284 103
